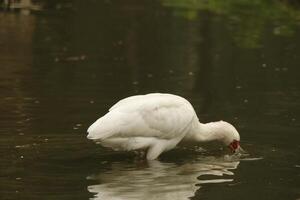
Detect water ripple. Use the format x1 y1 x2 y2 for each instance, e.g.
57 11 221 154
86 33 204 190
87 156 241 200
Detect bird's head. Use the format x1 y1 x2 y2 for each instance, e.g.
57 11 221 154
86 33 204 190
214 121 244 154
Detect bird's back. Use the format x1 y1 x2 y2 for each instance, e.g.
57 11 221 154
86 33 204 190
109 93 191 113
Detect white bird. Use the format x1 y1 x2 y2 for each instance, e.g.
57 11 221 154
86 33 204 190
87 93 243 160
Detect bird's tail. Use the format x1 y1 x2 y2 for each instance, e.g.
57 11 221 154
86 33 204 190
87 112 121 140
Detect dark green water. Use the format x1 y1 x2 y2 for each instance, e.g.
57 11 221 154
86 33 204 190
1 1 300 199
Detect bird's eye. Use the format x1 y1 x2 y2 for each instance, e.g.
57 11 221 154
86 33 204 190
229 140 240 152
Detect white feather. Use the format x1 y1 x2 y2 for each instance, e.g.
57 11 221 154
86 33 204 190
87 93 241 160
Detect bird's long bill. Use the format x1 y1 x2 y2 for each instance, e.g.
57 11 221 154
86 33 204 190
235 145 246 154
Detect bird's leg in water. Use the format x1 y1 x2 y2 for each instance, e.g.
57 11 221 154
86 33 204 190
133 150 146 159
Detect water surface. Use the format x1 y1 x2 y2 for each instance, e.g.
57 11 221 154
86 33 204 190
0 1 300 199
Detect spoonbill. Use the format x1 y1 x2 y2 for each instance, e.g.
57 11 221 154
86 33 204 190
87 93 243 160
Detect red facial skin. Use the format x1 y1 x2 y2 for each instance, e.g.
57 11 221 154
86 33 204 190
229 140 240 153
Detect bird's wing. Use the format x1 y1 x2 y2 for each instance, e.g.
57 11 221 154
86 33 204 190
109 95 144 112
107 96 196 140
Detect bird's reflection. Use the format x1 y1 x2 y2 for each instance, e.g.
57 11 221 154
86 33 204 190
87 155 240 200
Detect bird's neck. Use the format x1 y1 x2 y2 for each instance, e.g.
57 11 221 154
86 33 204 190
186 121 225 143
